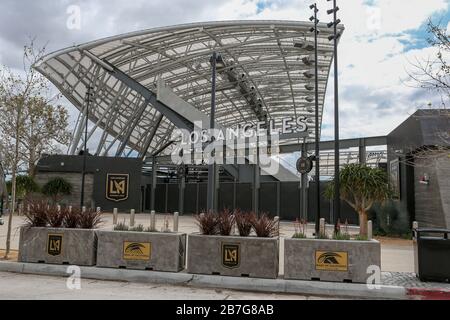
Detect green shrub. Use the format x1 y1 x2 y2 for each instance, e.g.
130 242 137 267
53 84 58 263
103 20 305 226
130 224 145 232
7 176 40 199
333 232 351 241
114 221 129 231
42 177 72 203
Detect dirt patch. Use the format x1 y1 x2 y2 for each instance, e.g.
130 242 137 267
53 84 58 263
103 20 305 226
0 250 18 261
375 236 413 246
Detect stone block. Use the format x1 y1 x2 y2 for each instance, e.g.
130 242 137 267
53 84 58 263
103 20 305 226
96 230 186 272
187 234 279 279
18 227 97 266
284 238 381 283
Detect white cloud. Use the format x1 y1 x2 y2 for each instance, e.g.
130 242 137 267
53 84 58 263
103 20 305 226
1 0 448 144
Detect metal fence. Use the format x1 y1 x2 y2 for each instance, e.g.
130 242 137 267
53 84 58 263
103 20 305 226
142 181 359 224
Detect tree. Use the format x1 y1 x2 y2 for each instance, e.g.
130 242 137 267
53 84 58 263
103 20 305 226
325 164 391 236
41 177 72 204
6 175 40 200
0 39 66 259
406 19 449 106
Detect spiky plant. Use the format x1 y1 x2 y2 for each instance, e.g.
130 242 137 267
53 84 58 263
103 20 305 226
24 200 49 227
63 207 80 229
114 221 129 231
251 213 279 238
77 208 103 229
130 224 145 232
46 205 65 228
194 211 218 235
234 210 253 237
217 209 235 236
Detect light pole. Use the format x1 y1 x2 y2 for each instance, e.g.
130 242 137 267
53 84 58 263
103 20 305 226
327 0 342 234
80 86 93 209
207 52 225 213
309 3 321 235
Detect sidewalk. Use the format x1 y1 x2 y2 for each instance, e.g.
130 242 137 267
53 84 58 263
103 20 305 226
0 261 448 300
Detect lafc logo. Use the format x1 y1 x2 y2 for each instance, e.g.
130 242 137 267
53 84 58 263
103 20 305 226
315 251 348 271
106 174 129 202
222 243 240 269
47 234 63 256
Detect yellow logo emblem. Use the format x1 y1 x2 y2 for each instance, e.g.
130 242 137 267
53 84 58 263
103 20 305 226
47 234 63 256
106 174 129 202
123 242 151 261
222 243 240 269
315 251 348 271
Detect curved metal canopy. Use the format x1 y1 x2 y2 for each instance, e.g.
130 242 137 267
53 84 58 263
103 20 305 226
35 20 343 158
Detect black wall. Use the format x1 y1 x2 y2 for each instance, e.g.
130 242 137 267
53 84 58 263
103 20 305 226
36 155 142 212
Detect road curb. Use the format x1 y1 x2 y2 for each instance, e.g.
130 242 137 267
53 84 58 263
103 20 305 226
0 261 410 299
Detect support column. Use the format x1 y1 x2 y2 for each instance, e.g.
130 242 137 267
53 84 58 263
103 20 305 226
359 139 367 164
179 169 186 215
253 162 260 214
150 157 157 212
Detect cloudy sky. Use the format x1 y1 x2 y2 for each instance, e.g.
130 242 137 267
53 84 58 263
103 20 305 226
1 0 449 142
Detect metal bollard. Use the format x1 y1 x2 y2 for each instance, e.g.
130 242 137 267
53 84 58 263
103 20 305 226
320 218 326 235
82 206 86 213
274 216 280 236
173 212 179 232
368 220 373 240
68 206 72 213
130 209 135 227
113 208 118 225
96 207 101 213
150 210 156 231
57 205 61 212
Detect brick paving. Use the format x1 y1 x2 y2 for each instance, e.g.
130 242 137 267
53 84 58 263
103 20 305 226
382 272 450 289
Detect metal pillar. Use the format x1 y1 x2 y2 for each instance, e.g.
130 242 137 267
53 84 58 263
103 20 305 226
150 156 157 212
179 169 186 215
80 86 92 208
300 141 309 221
207 51 218 213
312 4 321 234
359 139 367 164
332 0 341 233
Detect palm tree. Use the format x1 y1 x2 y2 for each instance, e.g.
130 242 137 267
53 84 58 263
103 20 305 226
325 164 391 236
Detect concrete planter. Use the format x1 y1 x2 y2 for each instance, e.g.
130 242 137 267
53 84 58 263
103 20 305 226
18 227 97 266
187 234 279 279
284 238 381 283
96 230 186 272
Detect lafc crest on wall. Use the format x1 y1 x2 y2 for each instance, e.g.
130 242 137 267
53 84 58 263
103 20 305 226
106 174 129 202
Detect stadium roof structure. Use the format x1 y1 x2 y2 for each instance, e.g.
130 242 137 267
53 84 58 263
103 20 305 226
35 20 344 159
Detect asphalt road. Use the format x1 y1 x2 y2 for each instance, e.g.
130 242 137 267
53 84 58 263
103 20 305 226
0 271 336 300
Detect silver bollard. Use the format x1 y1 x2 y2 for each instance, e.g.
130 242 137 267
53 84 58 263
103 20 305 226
96 207 101 213
82 206 86 213
320 218 326 235
173 212 179 232
130 209 135 227
150 210 156 231
113 208 118 225
68 206 72 213
368 220 373 240
57 205 61 212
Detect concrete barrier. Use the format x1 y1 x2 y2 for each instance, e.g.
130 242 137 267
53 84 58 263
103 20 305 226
96 230 186 272
18 227 97 266
284 238 381 283
187 234 279 279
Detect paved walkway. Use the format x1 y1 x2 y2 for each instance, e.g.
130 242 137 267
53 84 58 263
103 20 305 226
0 271 334 300
0 213 415 273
